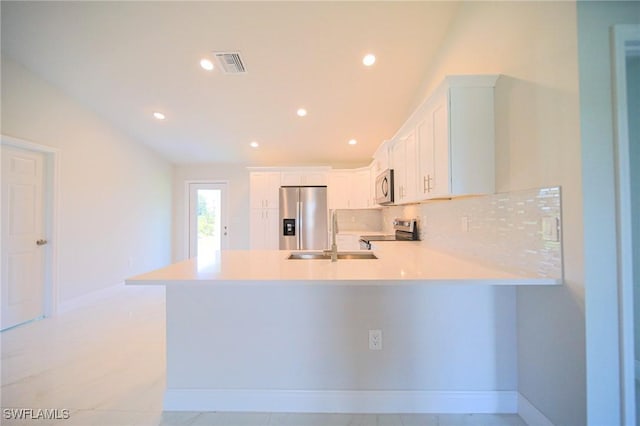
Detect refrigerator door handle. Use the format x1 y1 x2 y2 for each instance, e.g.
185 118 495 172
296 201 302 249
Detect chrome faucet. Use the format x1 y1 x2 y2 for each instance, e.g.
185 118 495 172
330 210 338 262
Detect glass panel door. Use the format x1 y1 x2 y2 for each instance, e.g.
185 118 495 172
188 182 228 258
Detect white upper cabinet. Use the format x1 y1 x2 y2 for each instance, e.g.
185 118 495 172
249 172 281 209
371 141 390 175
328 171 352 209
280 169 328 186
389 74 498 204
328 167 372 210
391 130 418 203
352 168 372 208
418 76 497 199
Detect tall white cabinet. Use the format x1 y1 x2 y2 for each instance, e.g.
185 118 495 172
249 172 281 249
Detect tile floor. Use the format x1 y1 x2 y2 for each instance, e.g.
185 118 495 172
1 284 527 426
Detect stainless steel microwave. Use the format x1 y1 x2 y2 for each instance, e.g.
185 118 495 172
375 169 394 205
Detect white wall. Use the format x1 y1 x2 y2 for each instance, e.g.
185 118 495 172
172 164 250 260
1 57 173 302
414 2 585 424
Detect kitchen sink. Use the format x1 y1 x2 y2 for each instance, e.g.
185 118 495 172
288 251 378 260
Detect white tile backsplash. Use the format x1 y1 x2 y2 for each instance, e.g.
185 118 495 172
382 187 563 278
335 209 383 232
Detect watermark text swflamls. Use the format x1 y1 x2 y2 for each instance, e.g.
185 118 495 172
3 408 70 421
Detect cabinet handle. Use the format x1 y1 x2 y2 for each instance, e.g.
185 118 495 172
423 175 433 193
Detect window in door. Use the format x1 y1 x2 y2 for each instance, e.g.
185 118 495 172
188 182 228 258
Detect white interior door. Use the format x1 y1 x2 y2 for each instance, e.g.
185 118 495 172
1 145 46 330
188 182 228 258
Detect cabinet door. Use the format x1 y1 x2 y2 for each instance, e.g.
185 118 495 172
417 95 447 198
250 172 281 209
250 208 280 249
404 130 418 202
280 172 302 186
303 172 328 186
250 209 266 249
418 93 450 199
352 169 371 208
448 86 495 195
431 94 450 197
264 208 280 249
280 171 328 186
391 132 417 203
250 173 266 209
391 138 406 203
328 171 351 209
264 172 281 209
417 116 434 197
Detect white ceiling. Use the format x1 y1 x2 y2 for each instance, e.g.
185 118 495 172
1 1 461 167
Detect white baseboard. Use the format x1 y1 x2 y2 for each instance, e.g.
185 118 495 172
518 393 554 426
163 389 518 413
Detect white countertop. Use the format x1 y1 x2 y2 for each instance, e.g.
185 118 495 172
126 242 561 286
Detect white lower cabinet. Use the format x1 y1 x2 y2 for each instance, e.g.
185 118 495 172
250 208 279 249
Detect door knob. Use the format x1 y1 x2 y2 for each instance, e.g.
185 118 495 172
36 239 48 246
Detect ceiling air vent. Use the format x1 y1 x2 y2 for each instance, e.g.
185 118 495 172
214 51 247 74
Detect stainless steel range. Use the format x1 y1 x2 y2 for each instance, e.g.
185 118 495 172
359 218 419 250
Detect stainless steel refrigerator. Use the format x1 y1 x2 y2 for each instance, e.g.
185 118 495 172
279 186 328 250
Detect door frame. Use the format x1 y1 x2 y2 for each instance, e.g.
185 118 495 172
1 135 60 318
183 180 229 258
612 24 640 426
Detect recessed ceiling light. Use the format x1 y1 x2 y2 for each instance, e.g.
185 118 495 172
153 112 166 120
200 58 214 71
297 108 307 117
250 141 259 148
362 53 376 67
348 139 358 145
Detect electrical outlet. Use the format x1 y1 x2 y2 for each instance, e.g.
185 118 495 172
369 329 382 350
541 216 559 242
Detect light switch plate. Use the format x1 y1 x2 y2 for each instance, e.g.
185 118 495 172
541 216 559 242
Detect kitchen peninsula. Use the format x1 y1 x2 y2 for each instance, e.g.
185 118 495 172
126 242 560 414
